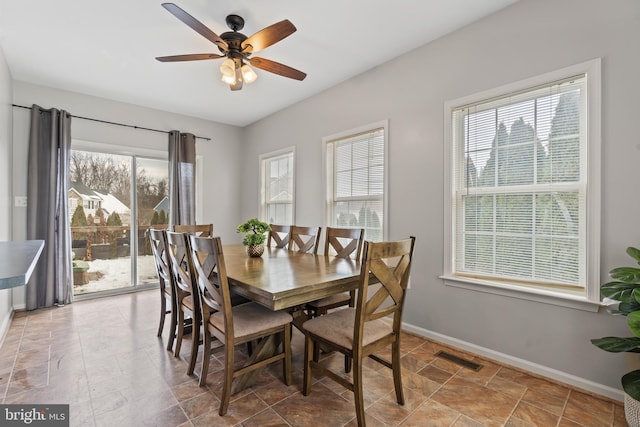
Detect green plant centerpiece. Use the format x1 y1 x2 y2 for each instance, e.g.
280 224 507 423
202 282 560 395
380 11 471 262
591 246 640 421
236 218 271 257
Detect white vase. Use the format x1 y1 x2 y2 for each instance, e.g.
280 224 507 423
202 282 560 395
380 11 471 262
626 393 640 427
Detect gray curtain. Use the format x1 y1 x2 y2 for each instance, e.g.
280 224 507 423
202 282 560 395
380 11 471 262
26 105 73 310
168 130 196 227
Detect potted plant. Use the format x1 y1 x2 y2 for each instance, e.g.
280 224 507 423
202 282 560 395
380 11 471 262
236 218 271 257
591 246 640 425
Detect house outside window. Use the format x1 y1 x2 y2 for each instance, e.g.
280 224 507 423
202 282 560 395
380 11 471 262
260 148 295 225
443 60 601 309
325 121 388 242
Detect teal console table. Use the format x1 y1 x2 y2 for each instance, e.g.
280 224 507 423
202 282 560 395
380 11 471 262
0 240 45 289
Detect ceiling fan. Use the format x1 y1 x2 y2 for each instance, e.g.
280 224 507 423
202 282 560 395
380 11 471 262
156 3 307 91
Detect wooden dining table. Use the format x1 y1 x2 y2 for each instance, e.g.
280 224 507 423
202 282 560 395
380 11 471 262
220 243 362 392
222 243 362 311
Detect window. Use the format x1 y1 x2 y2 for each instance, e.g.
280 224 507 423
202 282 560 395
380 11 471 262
69 142 170 297
325 121 388 242
260 148 295 225
443 60 601 309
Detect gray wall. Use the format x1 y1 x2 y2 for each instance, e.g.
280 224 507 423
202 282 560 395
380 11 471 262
2 0 638 400
0 35 14 340
240 0 640 398
10 81 245 307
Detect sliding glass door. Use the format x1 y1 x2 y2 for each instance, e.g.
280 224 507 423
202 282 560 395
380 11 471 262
136 157 170 286
69 147 168 297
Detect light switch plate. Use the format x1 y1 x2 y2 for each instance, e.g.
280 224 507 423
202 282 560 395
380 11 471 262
14 196 27 207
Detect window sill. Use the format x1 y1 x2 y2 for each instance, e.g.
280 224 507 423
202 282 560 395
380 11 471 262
440 275 602 312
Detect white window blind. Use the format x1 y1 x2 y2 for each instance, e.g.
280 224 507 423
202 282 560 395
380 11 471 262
261 150 294 225
326 127 385 242
452 75 587 289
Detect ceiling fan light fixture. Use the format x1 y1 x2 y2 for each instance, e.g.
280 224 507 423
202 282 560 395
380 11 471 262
220 58 236 84
241 63 257 84
221 73 236 85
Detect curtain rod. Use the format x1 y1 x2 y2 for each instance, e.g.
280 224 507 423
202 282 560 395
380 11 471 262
11 104 211 141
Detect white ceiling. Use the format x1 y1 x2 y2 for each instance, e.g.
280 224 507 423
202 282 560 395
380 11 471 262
0 0 519 127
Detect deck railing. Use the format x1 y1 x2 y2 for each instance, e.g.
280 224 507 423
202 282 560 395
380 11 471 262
70 224 168 260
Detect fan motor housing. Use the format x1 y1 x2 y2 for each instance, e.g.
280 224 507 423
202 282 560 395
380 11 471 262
220 32 247 57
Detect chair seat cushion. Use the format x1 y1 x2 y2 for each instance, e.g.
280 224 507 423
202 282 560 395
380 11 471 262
210 302 292 340
307 292 351 309
302 308 392 350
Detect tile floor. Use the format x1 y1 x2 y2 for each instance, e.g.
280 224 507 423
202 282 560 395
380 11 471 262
0 289 628 427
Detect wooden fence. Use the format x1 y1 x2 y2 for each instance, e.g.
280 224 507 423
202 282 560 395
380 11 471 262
70 224 168 260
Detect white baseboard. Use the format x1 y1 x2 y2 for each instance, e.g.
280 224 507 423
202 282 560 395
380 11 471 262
0 307 14 351
402 321 624 403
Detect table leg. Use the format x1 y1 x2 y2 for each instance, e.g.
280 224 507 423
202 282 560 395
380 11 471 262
230 334 280 394
230 306 307 394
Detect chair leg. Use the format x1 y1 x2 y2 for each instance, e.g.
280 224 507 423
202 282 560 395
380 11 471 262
187 310 200 375
392 339 405 405
167 309 178 351
302 333 313 396
157 292 166 337
167 302 177 352
283 326 292 386
174 307 184 358
344 354 352 373
218 341 235 416
198 330 211 387
353 358 366 427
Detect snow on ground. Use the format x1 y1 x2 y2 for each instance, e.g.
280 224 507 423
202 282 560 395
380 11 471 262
74 255 158 295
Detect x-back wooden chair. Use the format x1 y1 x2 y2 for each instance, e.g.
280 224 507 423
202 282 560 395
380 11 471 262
189 235 293 416
267 224 290 248
288 225 321 254
166 231 201 375
173 223 213 237
302 236 416 427
306 227 365 317
149 228 177 352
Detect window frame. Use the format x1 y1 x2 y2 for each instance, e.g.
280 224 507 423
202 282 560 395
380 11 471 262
442 59 601 311
259 147 296 225
323 120 389 242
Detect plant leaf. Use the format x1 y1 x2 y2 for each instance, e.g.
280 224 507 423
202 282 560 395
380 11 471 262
591 336 640 352
612 300 640 316
623 370 640 401
628 247 640 265
629 312 640 337
601 281 640 303
610 267 640 283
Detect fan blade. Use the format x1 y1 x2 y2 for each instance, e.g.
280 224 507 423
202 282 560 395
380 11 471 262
156 53 224 62
241 19 296 54
230 66 243 91
162 3 228 51
248 57 307 81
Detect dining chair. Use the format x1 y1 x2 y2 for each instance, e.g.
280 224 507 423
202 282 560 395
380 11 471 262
165 231 201 375
306 227 365 317
149 228 177 352
288 225 322 254
302 236 416 427
173 223 213 237
267 224 290 248
188 235 293 416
